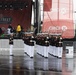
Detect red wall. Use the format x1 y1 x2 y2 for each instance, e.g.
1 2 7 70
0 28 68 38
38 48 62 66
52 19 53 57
0 0 32 31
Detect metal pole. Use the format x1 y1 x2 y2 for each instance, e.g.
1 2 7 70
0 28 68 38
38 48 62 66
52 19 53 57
36 0 39 33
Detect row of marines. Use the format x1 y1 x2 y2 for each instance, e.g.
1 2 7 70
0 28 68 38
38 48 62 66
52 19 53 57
9 33 63 58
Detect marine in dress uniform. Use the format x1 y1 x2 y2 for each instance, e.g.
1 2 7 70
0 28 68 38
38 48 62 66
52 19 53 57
56 36 60 57
53 36 57 56
57 37 63 58
54 36 59 57
44 36 49 58
28 35 34 58
9 34 14 56
35 34 41 55
49 35 55 56
23 34 28 54
23 33 35 58
36 33 49 58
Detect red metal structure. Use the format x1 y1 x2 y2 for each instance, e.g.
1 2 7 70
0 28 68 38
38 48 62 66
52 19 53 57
42 0 74 39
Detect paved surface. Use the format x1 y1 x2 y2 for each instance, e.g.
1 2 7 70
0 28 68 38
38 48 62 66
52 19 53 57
0 53 75 75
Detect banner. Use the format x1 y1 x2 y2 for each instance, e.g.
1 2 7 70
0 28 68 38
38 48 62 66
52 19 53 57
42 0 74 38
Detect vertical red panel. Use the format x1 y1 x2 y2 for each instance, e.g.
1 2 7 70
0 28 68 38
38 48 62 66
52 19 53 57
44 0 52 11
42 0 74 39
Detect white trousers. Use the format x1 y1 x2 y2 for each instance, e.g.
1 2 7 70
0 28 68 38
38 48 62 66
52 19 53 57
40 45 44 56
29 45 34 57
9 45 13 55
36 44 41 55
24 44 30 56
24 44 27 53
57 47 63 58
36 44 49 58
44 46 49 58
36 44 39 53
53 46 57 56
25 44 34 58
49 45 53 55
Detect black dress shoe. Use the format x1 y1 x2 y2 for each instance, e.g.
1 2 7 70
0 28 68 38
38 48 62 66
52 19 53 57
24 52 27 54
58 57 62 59
45 57 48 58
30 56 33 58
10 54 14 56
